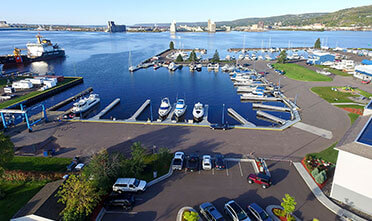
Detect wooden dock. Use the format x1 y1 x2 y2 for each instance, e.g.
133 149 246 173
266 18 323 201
252 103 291 112
128 99 151 120
256 110 286 125
92 98 120 120
240 96 282 102
47 87 93 111
227 108 255 127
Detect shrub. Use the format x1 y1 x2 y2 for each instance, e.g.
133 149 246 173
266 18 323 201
314 170 327 184
311 167 319 177
2 170 64 182
183 211 199 221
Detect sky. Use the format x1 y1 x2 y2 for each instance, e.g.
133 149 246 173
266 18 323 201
1 0 371 25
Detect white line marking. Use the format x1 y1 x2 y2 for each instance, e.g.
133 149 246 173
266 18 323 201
226 161 229 176
198 169 201 174
212 168 215 175
239 162 243 177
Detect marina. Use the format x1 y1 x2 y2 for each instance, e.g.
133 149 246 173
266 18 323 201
256 110 287 125
252 103 291 112
128 99 151 121
227 108 256 127
92 98 120 120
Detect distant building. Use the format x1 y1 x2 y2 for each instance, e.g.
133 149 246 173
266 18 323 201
307 52 335 65
107 21 126 32
354 64 372 81
331 112 372 216
258 21 264 29
207 19 216 33
170 20 176 34
0 21 9 27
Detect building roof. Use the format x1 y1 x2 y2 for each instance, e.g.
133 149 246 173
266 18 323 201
12 180 64 220
355 65 372 77
336 116 372 160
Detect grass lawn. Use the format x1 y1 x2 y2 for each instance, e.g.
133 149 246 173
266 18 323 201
314 65 351 77
348 113 360 125
0 77 80 109
356 89 372 98
308 143 338 164
311 86 359 103
0 181 46 221
272 63 332 82
4 156 72 172
139 154 173 182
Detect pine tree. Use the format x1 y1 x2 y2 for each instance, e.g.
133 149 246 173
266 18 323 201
278 50 287 64
188 50 197 62
314 38 321 49
169 41 175 50
212 50 220 63
176 54 184 62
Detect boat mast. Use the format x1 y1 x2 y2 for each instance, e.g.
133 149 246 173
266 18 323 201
222 104 225 124
128 51 132 67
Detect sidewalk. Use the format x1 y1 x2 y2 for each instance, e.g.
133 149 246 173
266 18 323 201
293 162 366 221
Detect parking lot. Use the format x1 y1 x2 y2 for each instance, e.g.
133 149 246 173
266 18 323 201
102 160 338 221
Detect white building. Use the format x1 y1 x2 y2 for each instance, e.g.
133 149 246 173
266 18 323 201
170 20 176 34
12 80 33 89
331 111 372 216
207 19 216 33
331 60 355 72
353 65 372 80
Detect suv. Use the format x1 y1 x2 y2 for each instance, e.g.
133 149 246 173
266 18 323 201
172 152 185 170
202 155 212 170
113 178 147 193
200 202 225 221
104 192 135 211
215 154 225 170
247 173 272 189
224 200 251 221
247 203 272 221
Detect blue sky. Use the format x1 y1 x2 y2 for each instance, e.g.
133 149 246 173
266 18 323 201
1 0 371 25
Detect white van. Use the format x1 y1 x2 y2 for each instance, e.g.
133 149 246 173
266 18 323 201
113 178 147 193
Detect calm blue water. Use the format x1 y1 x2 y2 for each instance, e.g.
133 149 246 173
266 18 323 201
0 30 371 125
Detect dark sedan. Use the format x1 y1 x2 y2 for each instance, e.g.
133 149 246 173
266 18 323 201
215 154 226 170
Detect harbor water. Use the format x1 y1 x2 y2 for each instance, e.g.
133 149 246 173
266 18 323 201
0 30 371 126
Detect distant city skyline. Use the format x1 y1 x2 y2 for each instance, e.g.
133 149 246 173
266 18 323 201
0 0 371 25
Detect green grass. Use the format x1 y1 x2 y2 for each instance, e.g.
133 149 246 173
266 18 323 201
314 65 351 77
348 113 360 125
308 143 339 164
272 63 332 82
0 181 46 221
139 154 173 182
311 86 358 103
4 156 72 172
0 77 80 109
356 89 372 98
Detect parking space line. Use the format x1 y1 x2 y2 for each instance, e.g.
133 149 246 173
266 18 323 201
238 162 243 177
198 169 201 174
212 168 215 175
226 161 229 176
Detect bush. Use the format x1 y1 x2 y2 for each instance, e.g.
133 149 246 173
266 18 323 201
183 211 199 221
311 167 319 177
314 170 327 184
2 170 64 182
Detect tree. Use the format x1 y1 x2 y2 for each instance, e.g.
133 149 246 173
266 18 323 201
281 194 297 220
314 38 321 49
183 211 200 221
176 54 184 62
211 50 220 63
56 175 101 221
126 142 146 177
82 150 122 193
188 50 197 62
278 50 287 64
169 41 175 50
0 132 14 175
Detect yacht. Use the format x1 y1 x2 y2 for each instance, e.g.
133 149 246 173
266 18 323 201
192 102 204 121
72 94 100 114
174 99 187 118
189 64 196 72
168 62 178 71
227 65 235 72
158 98 171 118
221 64 229 72
196 64 202 71
213 63 219 72
207 63 213 71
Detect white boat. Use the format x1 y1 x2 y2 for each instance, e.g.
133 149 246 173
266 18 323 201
221 64 229 72
72 94 100 114
174 99 186 118
168 62 178 71
196 64 202 71
265 55 272 61
189 64 196 72
128 51 138 72
192 102 204 121
213 63 219 72
158 98 171 118
207 63 213 71
238 54 244 60
258 55 264 60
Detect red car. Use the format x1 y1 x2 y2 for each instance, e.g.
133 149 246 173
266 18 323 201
247 173 272 189
362 80 371 84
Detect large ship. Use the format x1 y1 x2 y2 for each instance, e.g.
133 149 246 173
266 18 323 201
0 34 65 66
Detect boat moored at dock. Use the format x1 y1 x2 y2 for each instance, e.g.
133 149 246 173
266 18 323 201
192 102 204 122
158 97 171 118
72 94 100 114
174 99 186 118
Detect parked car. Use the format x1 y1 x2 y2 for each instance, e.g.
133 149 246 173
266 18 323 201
362 80 371 84
210 123 232 130
186 153 200 172
247 173 272 189
200 202 225 221
215 154 226 170
112 178 147 193
247 203 272 221
202 155 212 170
172 151 185 170
104 192 135 211
224 200 251 221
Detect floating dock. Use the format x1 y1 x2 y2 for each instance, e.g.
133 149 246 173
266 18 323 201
128 99 151 121
256 110 286 125
48 87 93 111
252 103 291 112
234 82 269 87
227 108 255 127
92 98 120 120
240 96 282 102
237 87 271 94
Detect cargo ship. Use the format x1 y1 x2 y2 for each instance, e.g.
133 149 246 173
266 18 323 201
0 34 65 66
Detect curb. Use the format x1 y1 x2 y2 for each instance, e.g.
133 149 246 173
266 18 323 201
293 162 367 221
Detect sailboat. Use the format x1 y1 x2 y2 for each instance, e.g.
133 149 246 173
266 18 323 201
128 51 139 72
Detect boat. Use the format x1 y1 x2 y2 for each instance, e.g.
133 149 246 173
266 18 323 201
153 63 160 70
72 94 100 114
221 64 229 72
207 63 213 71
174 99 187 118
158 98 171 118
227 65 235 72
0 34 65 67
189 64 196 72
168 62 178 71
257 55 264 60
196 64 202 71
213 63 219 72
265 55 272 61
128 51 139 72
192 102 204 121
238 54 244 60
